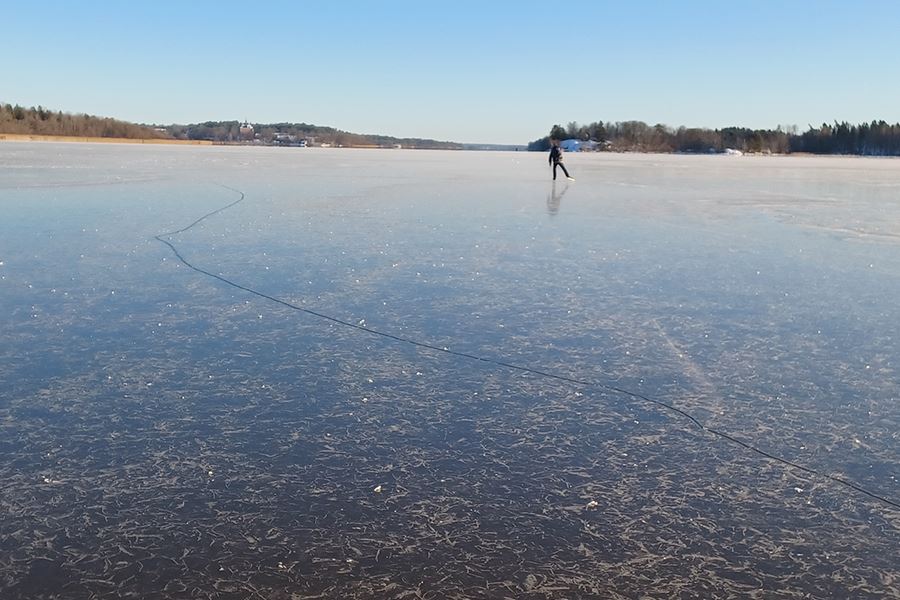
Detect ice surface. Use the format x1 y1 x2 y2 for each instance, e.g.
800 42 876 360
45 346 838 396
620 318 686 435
1 142 899 598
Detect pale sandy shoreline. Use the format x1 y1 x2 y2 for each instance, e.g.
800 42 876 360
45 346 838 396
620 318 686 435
0 133 212 145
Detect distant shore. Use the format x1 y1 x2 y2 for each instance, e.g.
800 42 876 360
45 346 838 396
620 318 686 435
0 133 213 145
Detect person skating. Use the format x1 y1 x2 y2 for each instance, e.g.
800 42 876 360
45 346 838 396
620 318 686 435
549 141 574 181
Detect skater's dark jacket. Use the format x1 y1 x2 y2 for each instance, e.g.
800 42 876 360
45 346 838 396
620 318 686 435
549 146 563 164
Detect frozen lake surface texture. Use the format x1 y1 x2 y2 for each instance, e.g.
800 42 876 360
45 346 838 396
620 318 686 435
1 143 899 599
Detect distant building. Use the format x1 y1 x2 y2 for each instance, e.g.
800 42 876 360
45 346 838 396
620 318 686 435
560 139 599 152
272 133 309 147
239 122 254 140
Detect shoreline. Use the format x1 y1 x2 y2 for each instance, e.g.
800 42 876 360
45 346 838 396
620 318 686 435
0 133 213 145
2 134 895 158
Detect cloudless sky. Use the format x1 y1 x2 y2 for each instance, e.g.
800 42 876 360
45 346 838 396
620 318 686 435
4 0 900 144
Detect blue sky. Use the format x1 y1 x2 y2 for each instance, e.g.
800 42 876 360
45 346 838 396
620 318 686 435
4 0 900 144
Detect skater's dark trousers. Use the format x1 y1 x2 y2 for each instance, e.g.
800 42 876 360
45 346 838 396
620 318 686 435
553 162 570 180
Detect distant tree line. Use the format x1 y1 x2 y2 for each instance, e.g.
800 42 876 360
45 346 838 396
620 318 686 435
6 100 899 154
0 103 167 139
0 102 460 149
528 120 900 155
165 120 462 149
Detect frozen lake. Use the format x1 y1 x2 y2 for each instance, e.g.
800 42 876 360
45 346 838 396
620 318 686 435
1 142 899 598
